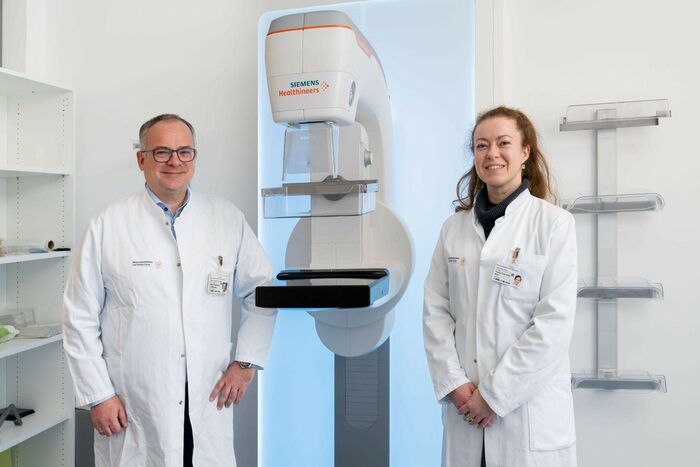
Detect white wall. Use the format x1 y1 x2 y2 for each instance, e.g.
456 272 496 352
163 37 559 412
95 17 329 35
49 0 355 233
497 1 700 465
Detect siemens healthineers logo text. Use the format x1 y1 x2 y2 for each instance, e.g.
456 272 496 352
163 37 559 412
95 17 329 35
291 80 319 87
278 80 330 96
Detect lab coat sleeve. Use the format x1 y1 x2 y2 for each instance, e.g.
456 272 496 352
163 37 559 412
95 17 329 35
423 223 470 402
479 213 577 417
61 218 115 408
232 219 278 369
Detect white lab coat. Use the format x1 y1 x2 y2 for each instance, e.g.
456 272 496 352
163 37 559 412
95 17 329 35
423 190 577 467
62 189 277 467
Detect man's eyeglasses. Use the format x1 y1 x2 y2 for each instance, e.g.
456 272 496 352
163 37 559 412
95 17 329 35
140 147 197 163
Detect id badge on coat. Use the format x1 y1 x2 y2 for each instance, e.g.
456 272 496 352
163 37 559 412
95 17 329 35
492 262 520 287
208 273 230 294
208 255 231 294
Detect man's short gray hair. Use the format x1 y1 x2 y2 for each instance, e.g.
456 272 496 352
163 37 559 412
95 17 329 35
138 114 196 149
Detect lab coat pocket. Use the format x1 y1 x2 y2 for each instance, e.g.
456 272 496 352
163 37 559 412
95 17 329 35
527 372 576 451
502 253 547 305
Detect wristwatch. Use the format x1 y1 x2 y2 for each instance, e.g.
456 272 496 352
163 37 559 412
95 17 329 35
238 361 254 369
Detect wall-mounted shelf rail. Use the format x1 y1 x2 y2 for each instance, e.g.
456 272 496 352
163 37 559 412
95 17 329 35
561 98 670 392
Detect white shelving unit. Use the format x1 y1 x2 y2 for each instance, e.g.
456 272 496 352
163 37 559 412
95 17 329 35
0 67 74 465
561 99 669 392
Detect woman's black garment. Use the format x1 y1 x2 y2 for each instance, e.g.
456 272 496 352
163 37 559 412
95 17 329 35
474 179 529 239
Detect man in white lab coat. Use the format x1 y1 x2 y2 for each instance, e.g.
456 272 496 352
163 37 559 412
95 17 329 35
62 114 277 467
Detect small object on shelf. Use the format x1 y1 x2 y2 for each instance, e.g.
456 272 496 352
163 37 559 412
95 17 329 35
564 193 665 213
0 405 26 428
0 239 4 257
0 308 35 328
3 239 55 254
577 278 663 300
52 247 71 252
560 99 671 131
0 326 20 344
16 323 61 339
0 407 34 422
571 370 667 392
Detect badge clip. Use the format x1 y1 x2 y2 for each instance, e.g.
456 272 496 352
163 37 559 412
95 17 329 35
511 247 521 264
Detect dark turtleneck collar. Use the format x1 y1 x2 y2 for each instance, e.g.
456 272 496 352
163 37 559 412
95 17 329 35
475 179 529 239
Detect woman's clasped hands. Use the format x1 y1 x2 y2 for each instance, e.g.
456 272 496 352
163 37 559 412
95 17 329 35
449 382 496 429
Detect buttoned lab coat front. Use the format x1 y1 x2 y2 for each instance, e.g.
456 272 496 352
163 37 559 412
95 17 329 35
424 190 578 467
62 190 277 467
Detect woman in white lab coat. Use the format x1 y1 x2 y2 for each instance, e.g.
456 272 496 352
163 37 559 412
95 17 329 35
423 107 577 467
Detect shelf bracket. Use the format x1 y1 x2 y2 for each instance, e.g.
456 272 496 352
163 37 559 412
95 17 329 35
595 108 618 372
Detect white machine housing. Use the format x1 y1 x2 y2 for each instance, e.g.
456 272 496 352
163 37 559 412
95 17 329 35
264 10 413 357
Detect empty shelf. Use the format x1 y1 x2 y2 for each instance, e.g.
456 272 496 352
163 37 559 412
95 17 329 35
572 370 667 392
577 278 663 300
0 165 72 177
564 193 664 213
560 99 671 131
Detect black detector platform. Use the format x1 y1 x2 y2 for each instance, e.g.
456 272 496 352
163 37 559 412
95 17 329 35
255 268 389 308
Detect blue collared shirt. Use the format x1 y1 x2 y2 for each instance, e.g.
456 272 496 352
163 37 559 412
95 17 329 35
145 184 191 240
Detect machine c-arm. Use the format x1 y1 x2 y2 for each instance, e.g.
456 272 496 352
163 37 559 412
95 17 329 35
256 10 413 467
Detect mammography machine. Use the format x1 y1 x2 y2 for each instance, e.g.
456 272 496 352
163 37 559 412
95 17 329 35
256 10 413 466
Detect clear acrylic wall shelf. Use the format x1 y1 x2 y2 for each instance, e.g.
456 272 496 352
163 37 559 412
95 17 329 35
561 98 670 393
564 193 664 213
261 179 378 218
560 99 671 131
577 278 664 300
572 370 667 392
